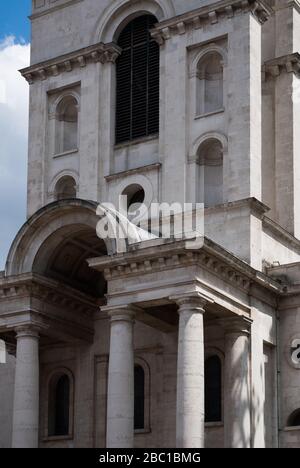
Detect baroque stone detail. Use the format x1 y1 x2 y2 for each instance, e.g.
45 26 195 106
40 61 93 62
90 239 283 294
20 42 121 84
150 0 272 45
263 53 300 80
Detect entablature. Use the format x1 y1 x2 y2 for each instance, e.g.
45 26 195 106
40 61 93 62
88 237 283 295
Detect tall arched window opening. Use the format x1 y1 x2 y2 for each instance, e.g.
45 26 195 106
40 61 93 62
197 52 223 115
134 365 145 430
205 355 222 423
48 373 71 437
116 15 159 144
55 96 78 154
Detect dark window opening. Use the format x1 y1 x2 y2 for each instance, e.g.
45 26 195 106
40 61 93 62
48 374 70 437
116 15 159 144
134 365 145 430
128 188 145 209
205 355 222 423
288 410 300 427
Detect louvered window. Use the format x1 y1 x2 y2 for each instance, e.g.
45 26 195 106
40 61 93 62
116 15 159 144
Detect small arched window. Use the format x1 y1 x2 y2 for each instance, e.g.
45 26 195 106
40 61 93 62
55 96 78 154
287 409 300 427
198 138 224 207
54 175 77 200
197 52 223 115
48 373 72 437
116 15 159 144
134 365 145 430
205 355 222 423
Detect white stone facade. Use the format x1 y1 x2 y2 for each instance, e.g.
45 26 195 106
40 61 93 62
1 0 300 448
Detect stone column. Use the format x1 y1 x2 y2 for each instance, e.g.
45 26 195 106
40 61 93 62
106 306 135 448
172 293 206 448
12 325 40 448
221 317 252 448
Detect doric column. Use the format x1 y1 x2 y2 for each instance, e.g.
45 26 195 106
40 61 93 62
172 293 207 448
12 325 40 448
105 306 136 448
221 316 252 448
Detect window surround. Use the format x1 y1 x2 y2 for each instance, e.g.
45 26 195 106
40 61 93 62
48 170 79 203
189 43 227 119
51 91 80 156
53 148 79 159
43 368 75 442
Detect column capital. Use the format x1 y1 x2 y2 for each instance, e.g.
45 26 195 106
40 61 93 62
14 324 43 339
101 304 140 322
219 316 252 335
170 292 211 313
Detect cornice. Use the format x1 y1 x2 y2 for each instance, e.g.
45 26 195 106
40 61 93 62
150 0 273 45
105 163 161 182
0 273 99 315
263 216 300 252
263 53 300 79
88 237 283 295
20 42 121 84
205 197 269 219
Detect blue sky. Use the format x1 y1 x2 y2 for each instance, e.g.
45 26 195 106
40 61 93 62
0 2 31 269
0 1 31 43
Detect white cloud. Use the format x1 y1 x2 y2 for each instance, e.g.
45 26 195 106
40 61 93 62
0 37 30 270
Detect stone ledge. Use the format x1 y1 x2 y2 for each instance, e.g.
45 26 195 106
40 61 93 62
20 42 121 84
150 0 273 44
105 163 161 182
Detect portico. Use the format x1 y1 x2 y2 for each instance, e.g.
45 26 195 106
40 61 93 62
0 201 277 448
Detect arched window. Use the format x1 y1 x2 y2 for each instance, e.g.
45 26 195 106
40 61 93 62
197 52 223 115
55 96 78 154
116 15 159 144
205 355 222 423
198 138 224 207
48 372 72 437
134 365 145 430
287 409 300 427
54 175 77 200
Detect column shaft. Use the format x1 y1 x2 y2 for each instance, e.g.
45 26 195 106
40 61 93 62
223 318 252 448
106 308 135 448
12 326 40 448
174 295 206 448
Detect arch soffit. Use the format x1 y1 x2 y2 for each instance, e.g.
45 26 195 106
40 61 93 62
5 199 106 276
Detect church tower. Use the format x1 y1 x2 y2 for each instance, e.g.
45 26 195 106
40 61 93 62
1 0 300 449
